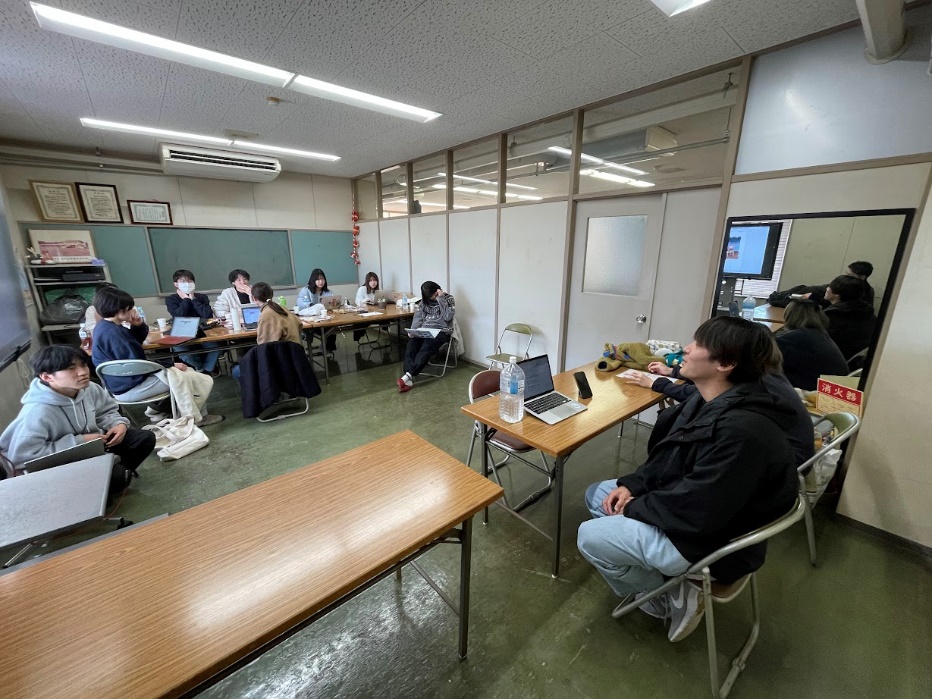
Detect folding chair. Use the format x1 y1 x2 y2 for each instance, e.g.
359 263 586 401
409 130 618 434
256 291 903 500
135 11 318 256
612 494 807 698
417 335 458 380
796 411 860 566
95 359 170 426
487 323 533 369
465 370 552 511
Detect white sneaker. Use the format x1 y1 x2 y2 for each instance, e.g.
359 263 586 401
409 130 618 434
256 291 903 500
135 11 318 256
195 414 225 427
667 580 705 642
144 406 168 423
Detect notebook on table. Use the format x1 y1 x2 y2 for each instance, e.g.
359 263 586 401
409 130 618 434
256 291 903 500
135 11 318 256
241 305 261 329
518 354 588 425
22 439 107 472
155 317 200 346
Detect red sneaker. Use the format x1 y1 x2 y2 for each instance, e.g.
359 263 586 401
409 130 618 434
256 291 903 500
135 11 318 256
396 378 413 393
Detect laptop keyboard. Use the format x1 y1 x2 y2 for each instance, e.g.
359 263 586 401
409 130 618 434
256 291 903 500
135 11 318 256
526 392 570 413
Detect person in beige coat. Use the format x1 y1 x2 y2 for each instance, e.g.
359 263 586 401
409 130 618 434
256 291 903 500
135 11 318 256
232 282 303 379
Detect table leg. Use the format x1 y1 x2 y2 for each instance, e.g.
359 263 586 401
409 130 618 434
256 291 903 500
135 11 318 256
551 456 565 578
480 423 489 525
458 516 473 660
321 328 331 385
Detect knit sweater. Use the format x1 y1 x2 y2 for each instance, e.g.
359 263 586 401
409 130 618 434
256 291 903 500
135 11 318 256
411 294 455 330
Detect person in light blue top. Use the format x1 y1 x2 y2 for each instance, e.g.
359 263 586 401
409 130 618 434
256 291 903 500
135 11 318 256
296 268 333 310
296 268 336 353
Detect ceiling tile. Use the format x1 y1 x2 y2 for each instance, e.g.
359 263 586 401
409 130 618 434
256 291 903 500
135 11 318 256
74 43 170 123
156 63 248 133
57 0 181 37
714 0 860 53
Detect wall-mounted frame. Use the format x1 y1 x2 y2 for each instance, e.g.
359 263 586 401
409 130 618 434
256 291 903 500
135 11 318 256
76 183 123 223
127 200 173 225
29 180 83 223
28 228 96 263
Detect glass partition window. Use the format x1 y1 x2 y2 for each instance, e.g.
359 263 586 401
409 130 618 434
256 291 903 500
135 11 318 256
579 69 739 194
450 138 500 209
504 116 574 201
355 174 378 220
379 165 407 218
410 154 448 213
582 216 646 296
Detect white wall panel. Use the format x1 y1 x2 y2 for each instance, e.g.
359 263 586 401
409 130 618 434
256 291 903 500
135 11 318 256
727 165 932 218
499 201 568 365
736 8 932 174
253 172 318 229
651 188 721 344
311 175 354 230
357 220 381 285
409 213 448 292
178 178 258 228
377 218 412 293
449 209 498 363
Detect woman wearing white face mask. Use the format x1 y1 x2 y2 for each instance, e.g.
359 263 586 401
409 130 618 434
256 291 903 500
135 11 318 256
166 269 222 375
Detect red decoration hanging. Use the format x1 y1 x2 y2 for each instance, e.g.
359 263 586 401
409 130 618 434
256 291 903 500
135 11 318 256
350 212 361 265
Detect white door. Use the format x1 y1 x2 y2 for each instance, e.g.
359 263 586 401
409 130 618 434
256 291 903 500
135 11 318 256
564 195 665 371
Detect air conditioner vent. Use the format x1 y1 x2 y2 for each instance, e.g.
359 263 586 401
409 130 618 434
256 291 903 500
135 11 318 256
159 144 281 182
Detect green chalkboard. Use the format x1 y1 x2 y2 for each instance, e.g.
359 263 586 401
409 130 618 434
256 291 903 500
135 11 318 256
149 228 293 293
291 230 357 287
20 223 158 297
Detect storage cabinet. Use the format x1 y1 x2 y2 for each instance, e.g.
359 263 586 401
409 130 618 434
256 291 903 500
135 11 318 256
26 263 111 344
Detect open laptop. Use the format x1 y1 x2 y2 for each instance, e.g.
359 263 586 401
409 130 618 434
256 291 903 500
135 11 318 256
241 305 261 329
518 354 588 425
23 438 106 472
406 327 443 339
322 295 344 311
375 290 402 303
155 316 200 346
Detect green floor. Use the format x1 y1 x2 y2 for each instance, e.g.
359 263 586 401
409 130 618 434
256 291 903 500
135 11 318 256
19 346 932 697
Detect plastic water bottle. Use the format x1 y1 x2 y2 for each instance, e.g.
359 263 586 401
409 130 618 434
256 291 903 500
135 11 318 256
278 295 287 308
741 295 756 321
78 322 91 353
499 356 525 423
401 292 408 309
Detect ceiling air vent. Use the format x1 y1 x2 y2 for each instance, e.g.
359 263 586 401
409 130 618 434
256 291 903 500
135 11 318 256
159 144 281 182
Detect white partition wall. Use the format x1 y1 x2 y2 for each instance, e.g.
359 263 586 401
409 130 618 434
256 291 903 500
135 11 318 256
409 213 448 291
357 221 381 285
499 201 569 366
377 218 412 293
449 209 498 363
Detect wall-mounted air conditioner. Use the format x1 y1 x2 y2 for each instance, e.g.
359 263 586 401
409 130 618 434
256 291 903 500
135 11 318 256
159 144 281 182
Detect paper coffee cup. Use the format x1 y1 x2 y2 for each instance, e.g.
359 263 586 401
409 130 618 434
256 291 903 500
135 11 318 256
157 318 168 331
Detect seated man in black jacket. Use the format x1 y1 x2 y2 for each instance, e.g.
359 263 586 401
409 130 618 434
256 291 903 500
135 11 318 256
823 274 876 361
577 317 797 643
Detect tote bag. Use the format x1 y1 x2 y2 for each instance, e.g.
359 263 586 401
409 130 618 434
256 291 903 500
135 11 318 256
143 415 208 461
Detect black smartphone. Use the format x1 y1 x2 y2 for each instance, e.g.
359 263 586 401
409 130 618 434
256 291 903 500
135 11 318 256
574 371 593 399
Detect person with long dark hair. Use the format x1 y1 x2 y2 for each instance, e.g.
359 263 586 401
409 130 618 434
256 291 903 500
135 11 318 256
396 281 455 392
231 282 303 379
296 268 336 353
354 272 380 342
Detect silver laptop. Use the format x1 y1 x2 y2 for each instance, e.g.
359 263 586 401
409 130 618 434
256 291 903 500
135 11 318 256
406 327 442 339
242 304 261 329
322 295 344 310
22 438 107 472
518 355 588 425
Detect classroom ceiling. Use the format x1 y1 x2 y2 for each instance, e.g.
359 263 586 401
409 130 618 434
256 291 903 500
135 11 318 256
0 0 862 179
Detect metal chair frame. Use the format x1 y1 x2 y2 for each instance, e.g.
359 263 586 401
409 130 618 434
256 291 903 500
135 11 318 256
417 335 458 381
464 370 553 511
256 396 310 423
487 323 534 369
94 359 171 425
796 411 860 566
612 494 807 698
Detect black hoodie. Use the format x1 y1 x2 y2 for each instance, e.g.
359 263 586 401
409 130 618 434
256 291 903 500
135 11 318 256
617 382 797 582
825 300 876 360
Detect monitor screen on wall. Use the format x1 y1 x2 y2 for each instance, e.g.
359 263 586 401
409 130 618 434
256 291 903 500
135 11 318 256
721 223 781 280
0 189 31 372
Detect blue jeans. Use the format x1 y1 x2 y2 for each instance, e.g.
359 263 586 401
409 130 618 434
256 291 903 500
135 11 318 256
577 480 690 597
231 364 240 380
176 342 221 373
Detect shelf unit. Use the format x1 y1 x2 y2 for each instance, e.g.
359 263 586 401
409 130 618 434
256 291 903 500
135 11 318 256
26 263 111 344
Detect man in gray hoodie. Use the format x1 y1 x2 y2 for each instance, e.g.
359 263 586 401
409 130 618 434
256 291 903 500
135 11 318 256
0 345 155 498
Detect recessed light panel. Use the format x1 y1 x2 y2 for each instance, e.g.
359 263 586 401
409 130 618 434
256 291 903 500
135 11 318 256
650 0 715 17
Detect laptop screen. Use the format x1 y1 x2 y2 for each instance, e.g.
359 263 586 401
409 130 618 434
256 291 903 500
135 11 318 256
517 355 555 400
242 306 261 324
169 317 199 337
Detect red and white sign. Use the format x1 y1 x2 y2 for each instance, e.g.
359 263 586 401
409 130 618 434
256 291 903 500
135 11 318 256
816 378 863 417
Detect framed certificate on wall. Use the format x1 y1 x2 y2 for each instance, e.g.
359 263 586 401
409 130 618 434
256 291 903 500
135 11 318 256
127 200 173 225
29 181 83 223
76 183 124 223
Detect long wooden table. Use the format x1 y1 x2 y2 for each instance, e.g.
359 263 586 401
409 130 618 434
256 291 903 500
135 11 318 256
752 303 785 324
0 431 502 698
461 361 664 578
142 305 415 384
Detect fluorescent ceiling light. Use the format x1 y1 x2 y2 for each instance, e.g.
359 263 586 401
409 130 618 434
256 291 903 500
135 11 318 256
80 118 232 145
382 165 401 173
650 0 715 17
289 75 441 123
580 169 655 188
231 140 339 161
438 172 538 190
81 118 339 161
32 3 440 123
32 3 291 87
547 146 646 175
